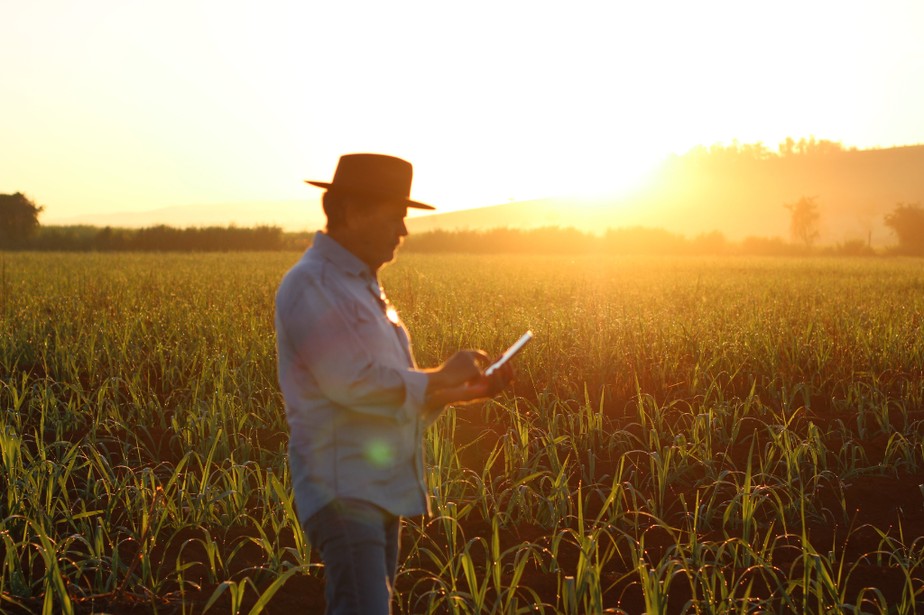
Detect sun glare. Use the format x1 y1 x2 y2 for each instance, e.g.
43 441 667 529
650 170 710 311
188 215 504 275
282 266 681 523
398 120 669 215
3 1 924 223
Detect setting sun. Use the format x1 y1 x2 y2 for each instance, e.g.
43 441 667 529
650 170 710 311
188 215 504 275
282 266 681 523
3 1 924 224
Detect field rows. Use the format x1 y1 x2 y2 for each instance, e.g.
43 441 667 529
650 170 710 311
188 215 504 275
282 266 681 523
2 252 924 613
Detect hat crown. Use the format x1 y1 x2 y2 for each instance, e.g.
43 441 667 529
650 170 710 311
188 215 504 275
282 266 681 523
305 153 434 209
330 154 413 200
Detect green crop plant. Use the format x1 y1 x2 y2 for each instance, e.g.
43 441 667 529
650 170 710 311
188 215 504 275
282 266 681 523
2 252 924 612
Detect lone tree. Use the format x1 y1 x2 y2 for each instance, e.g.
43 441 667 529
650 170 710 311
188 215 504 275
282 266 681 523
0 192 44 248
884 202 924 255
784 196 820 248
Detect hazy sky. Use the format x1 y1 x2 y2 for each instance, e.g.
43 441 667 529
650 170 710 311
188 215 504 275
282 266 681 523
3 1 924 221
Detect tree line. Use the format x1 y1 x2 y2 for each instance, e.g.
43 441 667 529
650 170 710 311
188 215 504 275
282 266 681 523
4 192 924 255
403 227 875 257
23 224 297 251
2 223 916 257
680 137 853 163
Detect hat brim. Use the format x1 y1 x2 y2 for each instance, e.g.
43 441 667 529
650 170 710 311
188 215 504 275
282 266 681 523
305 180 435 210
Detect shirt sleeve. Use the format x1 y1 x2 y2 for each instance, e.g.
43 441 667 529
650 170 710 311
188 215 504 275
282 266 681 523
277 273 428 423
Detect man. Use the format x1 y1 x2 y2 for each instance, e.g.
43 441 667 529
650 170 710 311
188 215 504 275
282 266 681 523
275 153 512 614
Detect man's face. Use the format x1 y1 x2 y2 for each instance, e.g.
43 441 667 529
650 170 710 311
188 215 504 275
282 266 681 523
344 199 409 272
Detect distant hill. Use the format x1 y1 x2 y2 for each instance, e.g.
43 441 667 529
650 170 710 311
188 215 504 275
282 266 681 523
632 143 924 247
404 194 679 237
44 144 924 247
411 144 924 248
406 197 631 234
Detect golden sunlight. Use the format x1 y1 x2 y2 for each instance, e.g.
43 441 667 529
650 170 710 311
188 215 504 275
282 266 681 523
3 1 924 226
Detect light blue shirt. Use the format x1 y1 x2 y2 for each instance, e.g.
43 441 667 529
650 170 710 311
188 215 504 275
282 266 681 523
275 232 435 525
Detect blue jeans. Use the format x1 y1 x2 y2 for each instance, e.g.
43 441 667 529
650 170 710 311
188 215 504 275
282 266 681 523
303 499 401 615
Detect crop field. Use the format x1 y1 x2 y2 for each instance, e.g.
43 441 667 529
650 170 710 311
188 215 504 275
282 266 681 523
2 251 924 614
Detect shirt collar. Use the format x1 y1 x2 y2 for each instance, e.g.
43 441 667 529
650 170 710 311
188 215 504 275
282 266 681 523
309 231 374 280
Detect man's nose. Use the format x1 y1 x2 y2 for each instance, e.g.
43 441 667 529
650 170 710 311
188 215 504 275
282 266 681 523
399 220 408 237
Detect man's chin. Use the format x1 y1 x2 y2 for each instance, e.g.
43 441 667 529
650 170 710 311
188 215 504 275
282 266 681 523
375 246 400 269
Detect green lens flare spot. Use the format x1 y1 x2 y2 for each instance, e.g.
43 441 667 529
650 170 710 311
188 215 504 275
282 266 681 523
365 440 394 467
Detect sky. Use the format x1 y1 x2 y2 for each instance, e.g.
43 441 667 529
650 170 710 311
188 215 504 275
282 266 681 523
3 0 924 223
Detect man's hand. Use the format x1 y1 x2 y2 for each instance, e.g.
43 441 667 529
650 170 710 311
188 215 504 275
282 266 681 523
424 350 514 412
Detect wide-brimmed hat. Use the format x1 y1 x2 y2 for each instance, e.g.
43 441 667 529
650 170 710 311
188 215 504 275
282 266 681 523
305 153 435 210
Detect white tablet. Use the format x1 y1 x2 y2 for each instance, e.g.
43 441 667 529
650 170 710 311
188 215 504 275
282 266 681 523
484 331 533 376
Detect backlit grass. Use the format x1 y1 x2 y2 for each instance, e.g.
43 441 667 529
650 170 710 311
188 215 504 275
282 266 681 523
1 252 923 613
